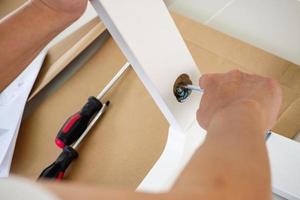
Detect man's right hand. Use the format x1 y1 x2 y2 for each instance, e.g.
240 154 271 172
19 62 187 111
197 70 282 131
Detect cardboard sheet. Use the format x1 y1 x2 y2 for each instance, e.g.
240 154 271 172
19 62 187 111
29 18 106 99
10 13 300 189
0 0 25 19
12 37 169 188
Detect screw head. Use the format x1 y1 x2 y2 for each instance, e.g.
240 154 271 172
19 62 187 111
173 74 193 103
174 85 191 103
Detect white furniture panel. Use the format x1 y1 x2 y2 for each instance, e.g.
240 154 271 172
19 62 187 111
90 0 201 132
268 133 300 200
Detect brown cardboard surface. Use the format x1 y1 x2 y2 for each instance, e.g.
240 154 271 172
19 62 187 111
0 0 26 19
8 12 300 188
11 37 169 188
29 17 106 99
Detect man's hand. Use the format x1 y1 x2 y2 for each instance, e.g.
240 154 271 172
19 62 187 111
197 70 282 131
0 0 88 90
175 70 282 199
32 0 88 22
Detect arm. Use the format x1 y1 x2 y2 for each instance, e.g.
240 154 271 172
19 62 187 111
173 70 282 199
174 101 271 199
44 70 282 200
0 0 87 91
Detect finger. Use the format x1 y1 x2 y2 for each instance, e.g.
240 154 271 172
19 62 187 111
199 73 221 90
243 72 264 82
225 69 243 82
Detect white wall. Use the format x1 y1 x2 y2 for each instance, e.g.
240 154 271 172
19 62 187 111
168 0 300 65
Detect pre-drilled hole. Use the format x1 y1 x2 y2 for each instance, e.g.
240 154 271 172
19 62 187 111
173 74 193 103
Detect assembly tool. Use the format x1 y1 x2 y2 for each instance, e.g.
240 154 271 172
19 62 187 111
39 102 109 180
55 62 130 148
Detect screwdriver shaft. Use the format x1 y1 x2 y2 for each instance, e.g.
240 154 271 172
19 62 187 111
97 62 130 100
184 84 204 93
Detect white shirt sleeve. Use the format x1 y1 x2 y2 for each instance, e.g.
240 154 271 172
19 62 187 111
0 176 59 200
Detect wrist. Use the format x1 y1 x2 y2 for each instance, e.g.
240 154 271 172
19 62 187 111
210 100 267 135
30 0 79 25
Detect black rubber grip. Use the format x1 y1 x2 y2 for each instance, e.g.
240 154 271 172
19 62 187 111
55 97 102 148
38 146 78 180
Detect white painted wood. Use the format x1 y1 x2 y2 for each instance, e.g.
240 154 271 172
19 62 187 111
268 133 300 200
137 119 206 192
90 0 201 132
137 125 187 192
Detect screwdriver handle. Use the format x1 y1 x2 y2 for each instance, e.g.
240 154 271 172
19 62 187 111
55 97 102 148
38 146 78 180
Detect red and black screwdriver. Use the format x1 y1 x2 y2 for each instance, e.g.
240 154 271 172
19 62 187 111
39 101 110 180
55 62 130 148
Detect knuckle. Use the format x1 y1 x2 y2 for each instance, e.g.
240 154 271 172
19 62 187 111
229 69 241 75
267 78 278 88
228 69 242 79
199 75 207 89
266 78 282 95
200 73 219 89
199 74 208 86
